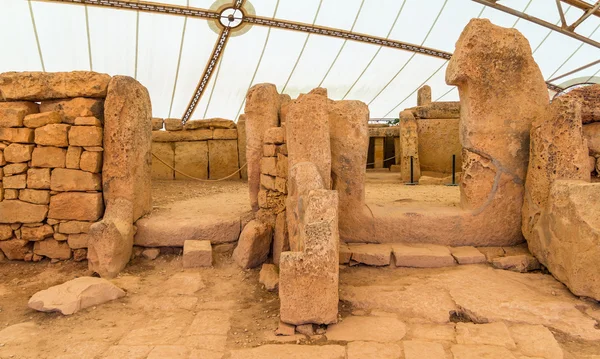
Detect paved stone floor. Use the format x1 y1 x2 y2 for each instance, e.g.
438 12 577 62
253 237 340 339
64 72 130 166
1 249 600 358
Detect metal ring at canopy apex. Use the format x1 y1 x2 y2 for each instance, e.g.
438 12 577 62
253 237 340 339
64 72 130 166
208 0 255 37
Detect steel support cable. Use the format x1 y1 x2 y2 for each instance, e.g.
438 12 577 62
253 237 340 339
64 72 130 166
585 65 600 82
134 8 140 79
233 0 281 121
341 0 407 100
167 0 189 118
546 21 600 81
85 5 93 70
316 0 365 88
382 60 448 118
281 0 324 94
28 0 45 72
152 152 247 181
366 0 448 107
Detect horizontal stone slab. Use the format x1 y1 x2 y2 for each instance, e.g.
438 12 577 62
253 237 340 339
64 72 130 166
152 129 213 142
183 118 236 130
410 101 460 119
134 216 240 246
0 71 110 101
368 127 399 137
0 200 48 223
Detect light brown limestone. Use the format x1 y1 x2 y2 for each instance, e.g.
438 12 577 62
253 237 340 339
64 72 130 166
19 189 50 205
399 110 421 182
184 118 236 130
26 168 50 189
208 140 239 180
0 71 110 101
417 85 432 106
0 101 39 127
151 142 174 180
232 219 272 269
164 118 183 131
3 163 27 175
68 125 103 147
48 192 104 221
50 168 101 191
417 118 461 173
40 97 104 124
79 151 103 173
3 174 26 189
33 239 72 259
65 146 82 169
31 146 66 168
152 129 212 142
0 127 34 143
23 111 62 128
0 200 48 223
21 225 54 241
175 141 208 180
183 240 212 268
237 115 248 179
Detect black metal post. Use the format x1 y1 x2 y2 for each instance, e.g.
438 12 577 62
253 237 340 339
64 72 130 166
405 155 417 185
446 154 459 186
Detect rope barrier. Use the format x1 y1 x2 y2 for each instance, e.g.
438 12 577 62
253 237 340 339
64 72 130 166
152 152 247 182
366 154 397 166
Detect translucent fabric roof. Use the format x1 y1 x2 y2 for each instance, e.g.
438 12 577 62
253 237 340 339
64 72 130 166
1 0 600 121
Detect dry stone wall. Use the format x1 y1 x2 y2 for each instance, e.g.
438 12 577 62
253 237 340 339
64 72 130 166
150 118 240 180
0 72 108 262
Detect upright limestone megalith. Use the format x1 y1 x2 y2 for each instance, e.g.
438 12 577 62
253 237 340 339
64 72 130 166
244 84 280 212
87 76 152 278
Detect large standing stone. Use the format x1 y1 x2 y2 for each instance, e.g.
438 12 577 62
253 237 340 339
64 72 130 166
244 84 280 211
48 192 104 221
174 141 208 180
39 97 104 124
0 200 48 223
417 118 462 173
0 101 39 127
417 85 432 106
237 115 248 179
28 277 125 315
88 76 152 278
0 71 110 101
561 83 600 124
232 219 272 269
399 110 421 183
209 140 239 180
583 122 600 156
151 142 174 180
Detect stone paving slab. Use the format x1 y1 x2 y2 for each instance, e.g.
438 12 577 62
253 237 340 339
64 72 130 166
509 324 564 359
347 341 402 359
407 323 456 342
392 243 456 267
186 310 232 336
403 340 446 359
348 244 392 266
451 344 517 359
146 345 190 359
450 246 486 264
100 345 152 359
456 322 517 349
229 344 346 359
326 316 406 342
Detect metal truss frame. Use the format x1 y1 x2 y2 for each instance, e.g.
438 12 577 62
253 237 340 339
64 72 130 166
35 0 600 120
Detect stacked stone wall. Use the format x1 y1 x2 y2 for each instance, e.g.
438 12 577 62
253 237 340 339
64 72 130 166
0 72 109 262
150 118 240 180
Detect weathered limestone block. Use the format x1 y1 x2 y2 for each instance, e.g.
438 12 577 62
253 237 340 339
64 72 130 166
417 118 462 173
208 140 239 180
0 200 48 223
417 85 432 106
19 189 50 205
88 76 152 278
232 219 272 269
21 225 54 241
31 147 66 168
3 189 17 200
237 115 248 179
286 94 331 189
373 137 384 169
134 216 240 246
164 118 183 131
399 110 421 182
261 174 276 191
261 156 277 177
59 221 92 234
4 143 34 162
152 129 212 142
0 128 34 143
74 116 102 126
184 118 236 130
561 83 600 124
280 189 339 325
34 124 70 147
412 101 460 119
50 168 101 191
276 153 288 178
33 239 72 259
151 142 174 180
151 117 163 130
0 71 110 101
263 144 276 157
212 128 237 140
523 97 590 257
48 192 104 221
79 151 103 173
40 97 104 124
175 141 208 180
0 225 12 240
183 240 212 268
349 244 392 266
23 111 61 128
0 102 39 127
244 84 280 211
65 146 82 169
264 127 285 144
68 126 103 147
273 211 289 266
27 168 51 189
259 263 279 291
0 239 32 260
67 234 88 249
583 122 600 155
279 94 292 124
4 163 27 176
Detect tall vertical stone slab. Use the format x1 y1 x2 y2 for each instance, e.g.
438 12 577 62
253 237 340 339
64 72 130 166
208 140 239 180
175 141 208 180
237 115 248 180
417 85 432 106
399 110 421 182
373 137 384 169
244 84 280 211
88 76 152 278
151 142 174 180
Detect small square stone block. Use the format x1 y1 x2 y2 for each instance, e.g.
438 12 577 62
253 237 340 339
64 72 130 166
450 246 486 264
392 243 456 268
183 240 212 268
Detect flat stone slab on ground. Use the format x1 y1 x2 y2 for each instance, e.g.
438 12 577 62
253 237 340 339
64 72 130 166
450 246 486 264
339 244 351 264
407 323 456 342
451 344 517 359
456 322 516 349
492 254 541 273
347 341 402 359
509 324 564 359
392 243 456 268
326 316 406 342
229 344 346 359
28 277 125 315
348 244 392 266
183 240 212 268
161 272 205 296
403 340 446 359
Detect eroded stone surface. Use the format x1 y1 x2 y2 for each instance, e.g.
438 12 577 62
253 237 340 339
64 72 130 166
0 71 110 101
232 220 272 269
326 316 406 342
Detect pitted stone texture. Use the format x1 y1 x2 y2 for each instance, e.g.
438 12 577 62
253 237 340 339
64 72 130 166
4 143 34 163
175 141 208 180
50 168 102 191
0 101 39 127
326 316 406 342
0 200 48 224
183 240 212 268
88 76 152 278
31 146 66 168
399 110 421 183
79 150 103 173
33 239 72 260
151 117 163 130
583 122 600 155
232 220 272 269
48 192 104 221
28 277 125 315
21 224 53 241
34 124 70 146
184 118 236 130
244 84 280 211
40 97 104 124
561 83 600 124
164 118 183 131
392 244 455 268
0 71 110 101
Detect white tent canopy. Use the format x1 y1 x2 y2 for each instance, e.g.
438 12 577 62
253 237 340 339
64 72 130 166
1 0 599 121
